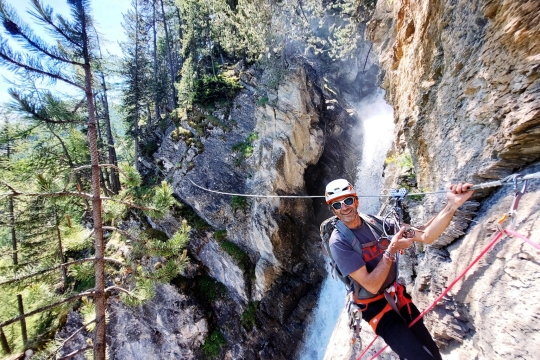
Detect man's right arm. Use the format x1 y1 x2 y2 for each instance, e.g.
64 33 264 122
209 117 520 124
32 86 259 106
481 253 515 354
348 227 411 294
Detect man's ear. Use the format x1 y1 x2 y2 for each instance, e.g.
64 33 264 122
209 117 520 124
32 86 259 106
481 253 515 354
354 197 359 207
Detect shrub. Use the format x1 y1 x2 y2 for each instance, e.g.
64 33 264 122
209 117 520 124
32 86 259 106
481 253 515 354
232 132 258 166
230 196 248 212
257 95 269 106
193 74 242 106
177 206 211 231
213 229 227 242
201 329 226 359
241 301 259 330
220 241 251 272
171 126 192 142
195 275 227 303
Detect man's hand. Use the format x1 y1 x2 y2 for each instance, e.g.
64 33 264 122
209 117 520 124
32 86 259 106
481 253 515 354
388 226 414 255
447 183 474 210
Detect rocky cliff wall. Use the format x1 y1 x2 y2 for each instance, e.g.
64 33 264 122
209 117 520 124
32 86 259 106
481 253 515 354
349 0 540 359
133 59 378 359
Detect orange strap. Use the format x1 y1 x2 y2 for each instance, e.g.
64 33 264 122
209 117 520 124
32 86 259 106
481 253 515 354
368 303 393 332
354 292 385 306
396 283 412 310
357 283 414 333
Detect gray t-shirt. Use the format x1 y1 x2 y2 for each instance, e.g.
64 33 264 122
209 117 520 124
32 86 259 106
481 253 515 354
329 219 396 291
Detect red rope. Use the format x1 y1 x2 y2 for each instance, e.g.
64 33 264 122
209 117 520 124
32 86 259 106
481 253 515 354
357 229 508 360
503 229 540 250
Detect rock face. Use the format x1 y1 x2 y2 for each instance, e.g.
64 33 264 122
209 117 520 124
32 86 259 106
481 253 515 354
107 284 207 360
351 0 540 359
150 62 335 359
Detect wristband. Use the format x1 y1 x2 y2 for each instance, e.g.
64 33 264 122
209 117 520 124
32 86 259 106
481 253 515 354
383 250 396 262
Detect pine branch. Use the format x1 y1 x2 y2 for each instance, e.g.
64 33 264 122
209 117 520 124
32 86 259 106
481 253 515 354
102 226 135 241
104 285 144 300
28 0 84 51
9 91 86 125
0 257 125 286
0 187 93 200
0 179 20 194
0 182 158 211
57 345 93 360
64 164 127 191
51 318 97 358
0 290 94 328
1 16 84 66
100 197 159 212
0 45 83 90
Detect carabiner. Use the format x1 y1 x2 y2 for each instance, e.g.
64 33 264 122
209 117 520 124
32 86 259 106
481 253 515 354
507 175 529 230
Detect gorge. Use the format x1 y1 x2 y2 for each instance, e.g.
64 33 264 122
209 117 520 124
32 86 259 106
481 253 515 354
50 1 539 359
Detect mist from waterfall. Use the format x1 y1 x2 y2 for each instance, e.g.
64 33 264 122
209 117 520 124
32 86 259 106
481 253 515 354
354 89 395 215
296 89 394 360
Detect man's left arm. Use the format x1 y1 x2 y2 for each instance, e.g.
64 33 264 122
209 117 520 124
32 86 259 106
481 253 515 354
411 183 474 245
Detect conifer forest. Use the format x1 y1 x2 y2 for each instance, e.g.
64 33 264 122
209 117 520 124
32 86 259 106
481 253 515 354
0 0 377 359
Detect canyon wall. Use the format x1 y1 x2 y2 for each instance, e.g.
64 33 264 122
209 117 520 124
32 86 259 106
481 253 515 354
354 0 540 359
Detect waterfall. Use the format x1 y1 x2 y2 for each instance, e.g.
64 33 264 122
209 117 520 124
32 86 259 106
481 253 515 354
296 89 394 359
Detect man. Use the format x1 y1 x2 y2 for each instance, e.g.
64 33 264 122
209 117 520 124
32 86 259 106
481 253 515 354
325 179 474 360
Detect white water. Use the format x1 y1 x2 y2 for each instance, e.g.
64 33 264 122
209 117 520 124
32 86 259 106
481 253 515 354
297 89 394 360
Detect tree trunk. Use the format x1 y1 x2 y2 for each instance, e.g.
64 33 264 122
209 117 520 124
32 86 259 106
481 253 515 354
134 0 141 172
7 139 18 267
55 207 68 287
0 327 10 354
97 77 120 194
94 109 113 197
17 294 28 346
160 0 177 108
80 6 107 359
9 196 17 267
152 0 160 125
93 24 121 194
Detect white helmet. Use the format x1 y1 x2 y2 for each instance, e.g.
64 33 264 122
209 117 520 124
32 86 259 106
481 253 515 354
325 179 356 204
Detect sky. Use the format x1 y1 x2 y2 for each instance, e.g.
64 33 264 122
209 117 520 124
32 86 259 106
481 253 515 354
0 0 132 104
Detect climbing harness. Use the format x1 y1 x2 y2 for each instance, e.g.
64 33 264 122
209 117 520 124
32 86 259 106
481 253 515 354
188 171 540 199
322 188 413 344
357 177 540 360
320 212 394 344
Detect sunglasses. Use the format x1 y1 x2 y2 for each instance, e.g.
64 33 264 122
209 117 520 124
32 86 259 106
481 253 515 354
331 196 355 210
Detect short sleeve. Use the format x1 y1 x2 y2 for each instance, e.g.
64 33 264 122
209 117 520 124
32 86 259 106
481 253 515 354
329 231 366 276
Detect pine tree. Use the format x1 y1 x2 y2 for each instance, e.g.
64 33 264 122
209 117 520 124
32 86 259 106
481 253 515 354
0 1 187 358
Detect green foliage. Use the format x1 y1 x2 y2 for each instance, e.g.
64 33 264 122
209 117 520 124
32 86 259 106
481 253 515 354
257 95 269 106
120 278 156 307
385 153 414 169
232 132 258 166
241 301 259 330
408 192 425 202
103 201 127 224
0 284 70 354
195 275 227 303
193 74 243 106
220 241 250 270
141 141 160 157
230 196 248 212
213 229 227 242
142 228 169 242
171 126 193 142
177 206 211 231
201 328 226 359
121 164 142 188
151 181 179 218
